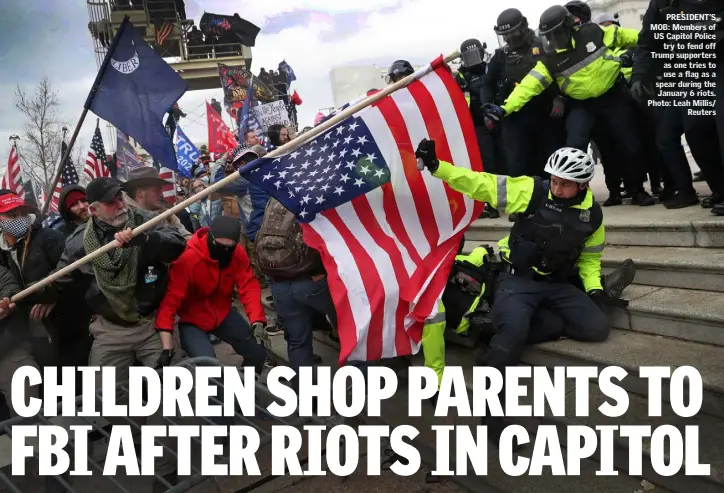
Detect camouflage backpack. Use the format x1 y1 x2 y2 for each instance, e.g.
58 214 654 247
255 199 322 279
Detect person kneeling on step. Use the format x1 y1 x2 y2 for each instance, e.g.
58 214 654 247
416 140 612 447
155 215 267 373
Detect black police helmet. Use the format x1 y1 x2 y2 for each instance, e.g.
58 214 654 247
388 60 414 79
564 0 592 23
539 5 575 35
495 8 525 34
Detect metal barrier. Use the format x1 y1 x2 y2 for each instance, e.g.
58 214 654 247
0 357 343 493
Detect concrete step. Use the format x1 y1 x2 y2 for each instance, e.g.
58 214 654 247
610 285 724 347
462 241 724 293
522 329 724 419
601 246 724 293
466 205 724 248
443 347 724 493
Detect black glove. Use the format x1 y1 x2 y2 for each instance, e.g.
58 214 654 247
549 95 565 119
122 232 149 248
618 51 634 68
415 138 439 173
629 80 649 102
589 290 608 312
482 103 504 121
154 349 174 370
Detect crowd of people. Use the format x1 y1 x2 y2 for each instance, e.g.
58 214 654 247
0 1 721 478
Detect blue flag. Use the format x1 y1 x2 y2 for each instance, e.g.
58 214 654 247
175 126 198 178
279 60 296 83
86 17 188 171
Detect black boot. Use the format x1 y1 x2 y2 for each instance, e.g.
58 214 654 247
631 190 656 206
702 193 724 209
602 195 622 207
603 258 636 299
664 191 699 209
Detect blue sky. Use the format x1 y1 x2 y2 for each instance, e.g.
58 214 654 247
0 0 547 169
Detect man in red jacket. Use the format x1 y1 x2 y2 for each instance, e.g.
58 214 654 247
155 215 267 374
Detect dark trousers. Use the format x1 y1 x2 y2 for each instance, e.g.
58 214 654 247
483 273 610 372
270 277 337 376
179 308 266 375
565 84 646 194
501 107 565 178
475 125 506 175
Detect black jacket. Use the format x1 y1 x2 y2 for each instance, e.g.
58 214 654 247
45 208 186 325
0 264 24 357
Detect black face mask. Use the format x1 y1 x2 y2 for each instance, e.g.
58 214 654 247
207 233 236 268
551 187 587 207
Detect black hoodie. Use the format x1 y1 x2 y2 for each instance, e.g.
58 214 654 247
51 185 87 238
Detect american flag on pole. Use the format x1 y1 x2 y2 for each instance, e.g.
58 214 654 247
84 125 111 181
241 56 484 363
1 145 23 195
155 21 174 47
49 141 80 212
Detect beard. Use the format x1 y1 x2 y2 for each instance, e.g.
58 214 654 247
99 207 129 228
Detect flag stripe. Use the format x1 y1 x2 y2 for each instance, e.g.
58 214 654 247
301 217 371 362
406 81 467 230
390 89 455 243
358 106 430 262
351 195 415 358
372 97 439 254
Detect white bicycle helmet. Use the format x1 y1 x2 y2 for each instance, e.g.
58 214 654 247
544 147 595 183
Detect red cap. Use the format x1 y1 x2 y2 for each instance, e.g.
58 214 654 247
64 190 87 210
0 193 31 214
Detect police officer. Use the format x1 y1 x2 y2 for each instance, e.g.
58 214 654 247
457 38 503 218
482 8 565 178
591 12 670 204
386 59 414 84
484 5 655 206
416 140 612 445
633 0 724 211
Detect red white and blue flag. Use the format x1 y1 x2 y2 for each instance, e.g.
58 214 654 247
1 145 23 195
240 56 484 363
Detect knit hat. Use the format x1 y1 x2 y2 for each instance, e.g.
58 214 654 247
209 215 241 242
64 190 87 210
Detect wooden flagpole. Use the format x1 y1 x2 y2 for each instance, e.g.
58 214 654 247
9 50 460 303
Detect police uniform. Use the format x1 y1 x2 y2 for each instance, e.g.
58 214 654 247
432 160 610 374
458 66 507 175
503 23 652 201
635 0 724 210
482 34 565 177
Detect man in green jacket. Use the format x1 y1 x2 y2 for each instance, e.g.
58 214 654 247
484 5 655 206
416 139 614 446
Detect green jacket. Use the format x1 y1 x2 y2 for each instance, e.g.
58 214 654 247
502 24 638 115
433 161 604 292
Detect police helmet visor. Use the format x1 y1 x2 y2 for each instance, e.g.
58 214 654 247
542 25 571 52
385 72 405 84
461 47 484 67
497 25 528 49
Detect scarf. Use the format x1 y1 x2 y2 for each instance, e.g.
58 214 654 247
83 211 141 323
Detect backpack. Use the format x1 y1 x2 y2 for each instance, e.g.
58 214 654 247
255 199 322 279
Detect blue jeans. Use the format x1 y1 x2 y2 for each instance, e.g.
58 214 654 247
271 277 337 374
179 308 266 375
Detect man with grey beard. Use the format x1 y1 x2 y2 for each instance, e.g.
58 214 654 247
22 177 187 380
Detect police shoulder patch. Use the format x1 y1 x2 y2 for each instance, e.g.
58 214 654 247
531 47 540 55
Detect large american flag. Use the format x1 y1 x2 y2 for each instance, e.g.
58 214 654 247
241 57 484 363
159 166 176 204
1 146 23 195
84 125 111 181
49 141 80 212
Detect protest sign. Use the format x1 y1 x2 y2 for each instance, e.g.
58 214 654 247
175 126 199 177
251 100 292 133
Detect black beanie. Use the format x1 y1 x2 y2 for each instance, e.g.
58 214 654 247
210 215 241 242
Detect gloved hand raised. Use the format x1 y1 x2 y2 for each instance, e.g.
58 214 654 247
549 95 565 119
415 138 439 173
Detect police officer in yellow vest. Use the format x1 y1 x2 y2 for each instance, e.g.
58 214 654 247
483 5 655 207
416 139 611 445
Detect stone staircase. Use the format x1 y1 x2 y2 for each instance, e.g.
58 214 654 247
266 205 724 493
